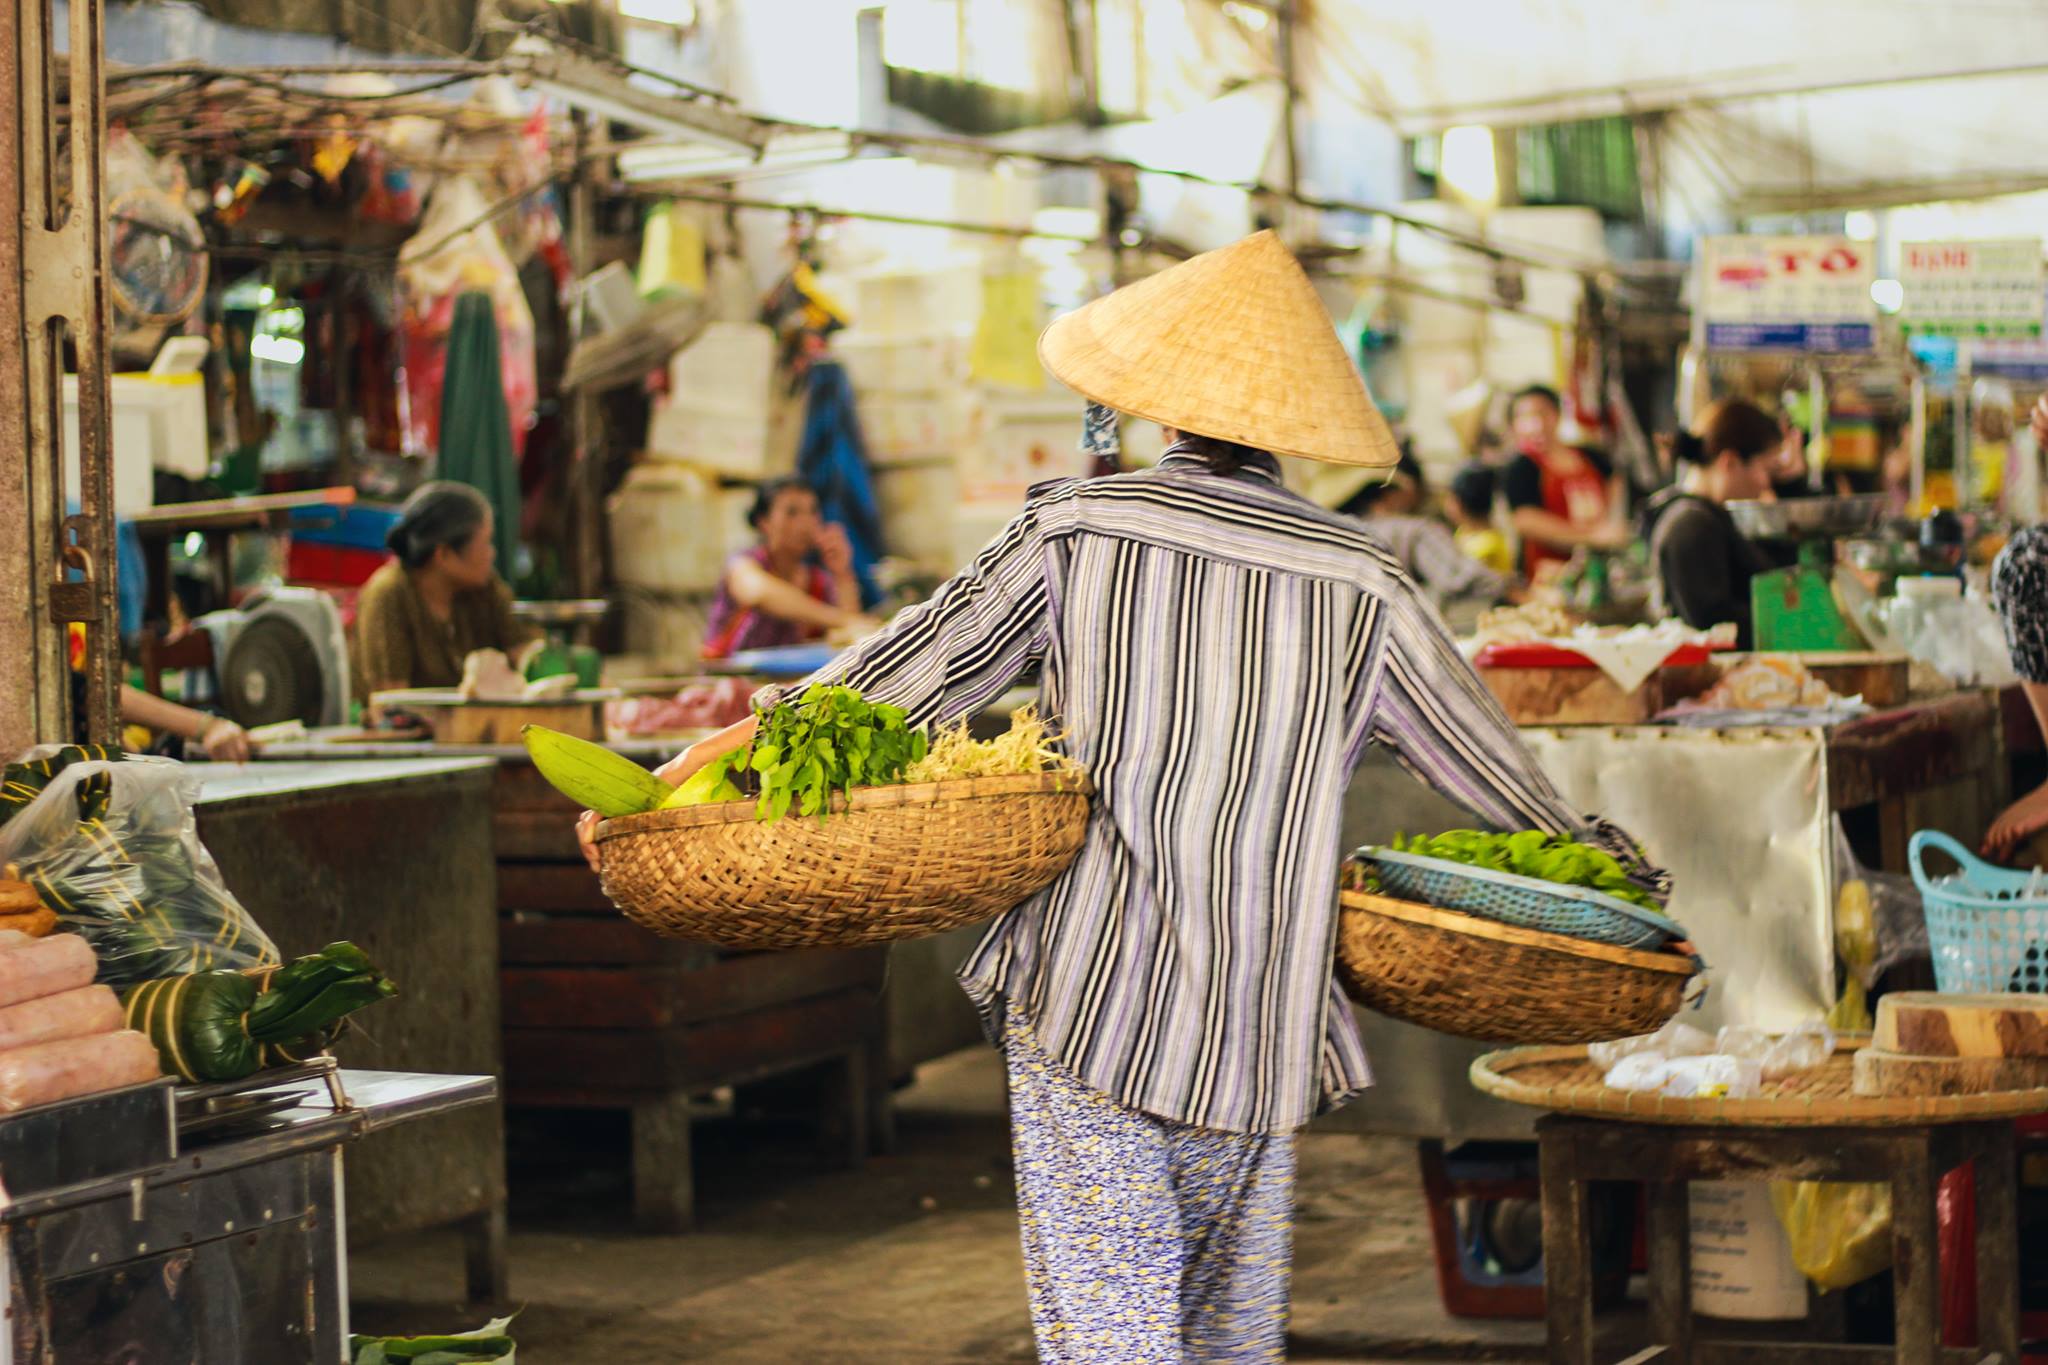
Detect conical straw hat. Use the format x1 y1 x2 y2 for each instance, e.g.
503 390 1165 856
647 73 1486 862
1039 230 1399 468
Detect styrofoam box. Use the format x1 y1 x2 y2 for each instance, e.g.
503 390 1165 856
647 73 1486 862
1487 206 1609 263
645 402 775 481
833 330 973 397
963 401 1083 502
608 463 728 593
874 462 962 575
1401 264 1493 347
851 266 984 338
61 375 201 515
665 321 776 419
621 593 711 668
861 391 977 462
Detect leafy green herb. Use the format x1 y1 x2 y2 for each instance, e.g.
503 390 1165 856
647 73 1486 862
744 685 928 823
1390 829 1660 910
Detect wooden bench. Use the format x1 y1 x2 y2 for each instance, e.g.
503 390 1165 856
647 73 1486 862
493 761 894 1232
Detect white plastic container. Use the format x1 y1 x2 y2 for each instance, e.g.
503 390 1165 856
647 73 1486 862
1689 1181 1808 1320
874 462 962 574
607 463 727 592
664 321 776 419
60 376 170 514
644 404 775 481
851 265 983 337
964 395 1083 501
861 391 976 461
833 330 972 397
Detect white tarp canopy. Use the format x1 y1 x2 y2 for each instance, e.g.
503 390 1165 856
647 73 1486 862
1286 0 2048 218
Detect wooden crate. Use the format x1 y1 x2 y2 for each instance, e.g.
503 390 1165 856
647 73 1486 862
1478 663 1718 726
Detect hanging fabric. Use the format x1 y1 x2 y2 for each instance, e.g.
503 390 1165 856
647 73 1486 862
436 291 523 578
796 360 885 609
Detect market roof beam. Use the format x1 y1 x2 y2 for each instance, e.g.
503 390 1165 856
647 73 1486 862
507 36 765 155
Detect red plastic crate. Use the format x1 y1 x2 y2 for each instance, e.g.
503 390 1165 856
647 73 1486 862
1940 1114 2048 1361
287 541 388 589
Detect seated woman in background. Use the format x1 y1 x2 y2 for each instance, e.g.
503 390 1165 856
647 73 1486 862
702 478 874 661
1640 399 1785 648
352 481 539 694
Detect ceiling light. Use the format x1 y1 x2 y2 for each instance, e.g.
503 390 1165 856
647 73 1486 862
1871 279 1904 313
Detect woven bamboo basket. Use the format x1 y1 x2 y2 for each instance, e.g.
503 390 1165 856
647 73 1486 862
1335 891 1698 1044
1469 1039 2048 1126
593 772 1093 948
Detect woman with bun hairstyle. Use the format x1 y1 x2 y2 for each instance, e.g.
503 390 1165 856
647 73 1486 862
351 480 540 694
1641 399 1787 648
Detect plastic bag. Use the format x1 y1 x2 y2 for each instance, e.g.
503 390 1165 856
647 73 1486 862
398 176 539 459
1713 1021 1835 1078
1832 816 1929 988
0 753 277 986
1876 590 2017 688
1588 1019 1713 1072
1604 1052 1762 1099
1769 1180 1893 1290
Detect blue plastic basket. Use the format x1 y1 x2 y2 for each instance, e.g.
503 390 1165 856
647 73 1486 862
1910 830 2048 994
1364 847 1683 950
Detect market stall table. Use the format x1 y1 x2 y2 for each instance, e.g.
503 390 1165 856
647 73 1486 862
190 758 508 1300
1472 1044 2041 1364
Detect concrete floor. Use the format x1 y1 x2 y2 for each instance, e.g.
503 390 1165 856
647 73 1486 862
349 1047 1613 1362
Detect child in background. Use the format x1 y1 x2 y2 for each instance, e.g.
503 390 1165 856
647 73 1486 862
1448 464 1514 576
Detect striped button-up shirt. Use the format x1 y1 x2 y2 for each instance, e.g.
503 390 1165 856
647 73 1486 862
797 447 1645 1134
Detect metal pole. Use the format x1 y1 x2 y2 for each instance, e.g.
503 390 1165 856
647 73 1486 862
1277 0 1300 199
4 0 114 749
569 114 604 609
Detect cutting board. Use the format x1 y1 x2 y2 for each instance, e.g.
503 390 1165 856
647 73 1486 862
1852 1045 2048 1098
1874 991 2048 1059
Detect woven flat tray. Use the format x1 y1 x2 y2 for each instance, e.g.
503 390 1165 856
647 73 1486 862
1470 1039 2048 1126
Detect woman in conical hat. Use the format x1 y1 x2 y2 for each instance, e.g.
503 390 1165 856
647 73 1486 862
585 231 1666 1361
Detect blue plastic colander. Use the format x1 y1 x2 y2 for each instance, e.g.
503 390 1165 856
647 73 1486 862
1364 847 1683 950
1910 830 2048 994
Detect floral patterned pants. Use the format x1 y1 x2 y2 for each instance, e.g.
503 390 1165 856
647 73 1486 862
1003 1012 1297 1364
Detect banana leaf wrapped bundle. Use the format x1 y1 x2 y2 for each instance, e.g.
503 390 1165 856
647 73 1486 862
121 942 397 1083
0 746 122 825
0 752 278 985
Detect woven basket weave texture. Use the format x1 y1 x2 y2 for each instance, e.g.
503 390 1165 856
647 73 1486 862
1335 892 1692 1045
595 773 1092 949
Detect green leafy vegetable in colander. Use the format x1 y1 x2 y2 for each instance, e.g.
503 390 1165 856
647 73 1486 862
1389 830 1661 911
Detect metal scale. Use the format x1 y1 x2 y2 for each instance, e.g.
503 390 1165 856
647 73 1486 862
1728 493 1889 652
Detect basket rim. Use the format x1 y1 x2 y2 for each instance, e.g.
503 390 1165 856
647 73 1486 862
1340 891 1697 975
1364 846 1684 939
1468 1038 2048 1125
594 770 1095 840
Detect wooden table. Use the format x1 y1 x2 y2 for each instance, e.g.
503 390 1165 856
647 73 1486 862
1538 1113 2020 1364
495 756 895 1233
